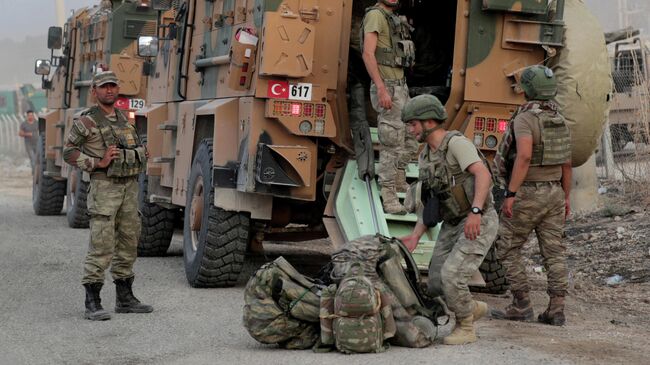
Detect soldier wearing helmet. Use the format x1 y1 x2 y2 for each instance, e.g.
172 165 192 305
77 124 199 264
400 94 498 345
63 71 153 321
492 65 572 326
361 0 418 214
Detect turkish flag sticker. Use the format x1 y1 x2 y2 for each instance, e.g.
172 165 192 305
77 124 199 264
267 81 289 99
115 97 129 110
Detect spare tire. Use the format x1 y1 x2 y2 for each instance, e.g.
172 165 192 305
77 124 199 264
550 0 612 167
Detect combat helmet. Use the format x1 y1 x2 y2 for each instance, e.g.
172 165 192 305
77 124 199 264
519 65 557 101
402 94 448 142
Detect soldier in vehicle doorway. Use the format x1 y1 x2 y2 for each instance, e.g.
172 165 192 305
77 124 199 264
362 0 418 214
400 94 499 345
63 71 153 321
492 65 572 326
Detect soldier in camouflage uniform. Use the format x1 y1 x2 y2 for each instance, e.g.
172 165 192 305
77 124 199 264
362 0 418 214
399 94 498 345
63 71 153 321
492 65 572 326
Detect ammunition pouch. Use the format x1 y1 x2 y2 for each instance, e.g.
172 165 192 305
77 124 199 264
107 146 147 178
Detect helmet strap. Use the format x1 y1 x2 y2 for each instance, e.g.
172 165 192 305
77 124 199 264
417 121 444 143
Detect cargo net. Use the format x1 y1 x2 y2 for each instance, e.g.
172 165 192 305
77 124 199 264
598 45 650 198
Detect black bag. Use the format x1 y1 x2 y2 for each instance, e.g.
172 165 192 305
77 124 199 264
421 188 441 227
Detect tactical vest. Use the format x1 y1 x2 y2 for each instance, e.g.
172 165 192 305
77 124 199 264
360 6 415 69
83 106 146 178
419 131 493 226
495 100 571 181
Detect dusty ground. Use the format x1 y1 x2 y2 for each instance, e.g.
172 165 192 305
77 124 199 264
1 157 649 364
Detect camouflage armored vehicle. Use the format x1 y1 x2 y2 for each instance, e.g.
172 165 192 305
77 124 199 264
33 0 157 228
135 0 610 288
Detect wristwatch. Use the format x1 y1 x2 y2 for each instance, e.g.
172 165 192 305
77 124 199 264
504 189 517 198
470 207 483 215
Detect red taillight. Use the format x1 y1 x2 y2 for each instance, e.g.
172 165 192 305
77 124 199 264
315 104 326 118
241 63 249 72
291 103 302 116
303 103 314 117
273 101 283 115
239 76 247 86
486 118 496 132
498 119 508 133
474 117 485 131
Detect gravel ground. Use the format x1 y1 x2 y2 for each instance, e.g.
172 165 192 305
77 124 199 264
0 160 649 364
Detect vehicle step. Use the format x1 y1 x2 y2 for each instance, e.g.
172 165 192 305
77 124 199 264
157 124 177 131
55 123 66 128
51 146 63 151
43 171 62 178
149 194 172 204
152 157 175 163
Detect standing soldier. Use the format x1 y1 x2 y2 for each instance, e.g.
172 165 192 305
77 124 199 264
400 94 498 345
362 0 418 214
492 65 572 326
18 110 39 173
63 71 153 321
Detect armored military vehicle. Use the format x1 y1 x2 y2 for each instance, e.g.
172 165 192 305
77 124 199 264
136 0 610 289
33 0 157 229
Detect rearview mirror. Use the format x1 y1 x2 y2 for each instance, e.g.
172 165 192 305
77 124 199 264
47 27 63 50
138 36 159 57
35 59 52 76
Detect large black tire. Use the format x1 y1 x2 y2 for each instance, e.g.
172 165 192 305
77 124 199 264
66 168 89 228
33 134 65 215
183 139 249 287
137 171 176 256
471 245 509 295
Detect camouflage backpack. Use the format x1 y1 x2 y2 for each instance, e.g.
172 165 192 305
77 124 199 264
320 262 395 354
243 257 323 349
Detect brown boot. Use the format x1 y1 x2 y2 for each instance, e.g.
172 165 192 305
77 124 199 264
381 187 407 215
538 295 565 326
396 169 410 193
443 315 477 345
491 290 534 321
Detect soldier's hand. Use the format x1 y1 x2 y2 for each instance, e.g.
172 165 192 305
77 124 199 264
378 86 393 110
399 234 419 252
97 145 120 168
502 197 515 218
564 197 571 219
464 213 481 240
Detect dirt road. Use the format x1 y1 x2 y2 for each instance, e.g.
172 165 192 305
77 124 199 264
0 162 648 364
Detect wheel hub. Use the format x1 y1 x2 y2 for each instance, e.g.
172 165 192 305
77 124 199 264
189 176 204 252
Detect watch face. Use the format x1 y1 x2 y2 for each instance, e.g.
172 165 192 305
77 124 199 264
472 207 480 214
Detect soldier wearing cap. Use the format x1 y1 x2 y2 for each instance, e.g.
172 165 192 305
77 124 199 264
362 0 418 214
492 65 572 326
63 71 153 321
399 94 498 345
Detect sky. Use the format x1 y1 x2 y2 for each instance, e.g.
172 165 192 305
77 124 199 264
0 0 97 41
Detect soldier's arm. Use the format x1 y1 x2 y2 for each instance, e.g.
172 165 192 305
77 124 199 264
362 32 385 91
18 124 31 137
508 135 533 194
62 117 102 172
561 160 572 217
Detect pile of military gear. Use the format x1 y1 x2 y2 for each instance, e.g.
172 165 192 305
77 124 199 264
243 234 448 353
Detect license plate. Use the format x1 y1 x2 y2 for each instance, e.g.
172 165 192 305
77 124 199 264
289 83 312 101
129 98 145 110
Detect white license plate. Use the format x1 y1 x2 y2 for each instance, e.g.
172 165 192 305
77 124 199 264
289 83 312 101
129 98 145 110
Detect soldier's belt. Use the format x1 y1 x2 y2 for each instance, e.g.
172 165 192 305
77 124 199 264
91 171 138 184
383 78 407 86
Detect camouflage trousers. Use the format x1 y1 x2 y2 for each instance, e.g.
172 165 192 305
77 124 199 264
370 81 419 189
495 182 568 295
427 208 499 319
82 176 141 284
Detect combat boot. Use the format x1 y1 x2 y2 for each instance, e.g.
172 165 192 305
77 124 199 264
472 300 488 322
443 315 477 345
83 283 111 321
538 295 565 326
396 169 410 193
491 290 534 321
381 187 407 215
115 277 154 314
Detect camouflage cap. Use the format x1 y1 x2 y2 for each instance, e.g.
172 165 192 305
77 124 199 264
401 94 448 123
92 71 119 87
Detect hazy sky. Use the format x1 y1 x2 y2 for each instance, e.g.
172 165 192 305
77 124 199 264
0 0 96 41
